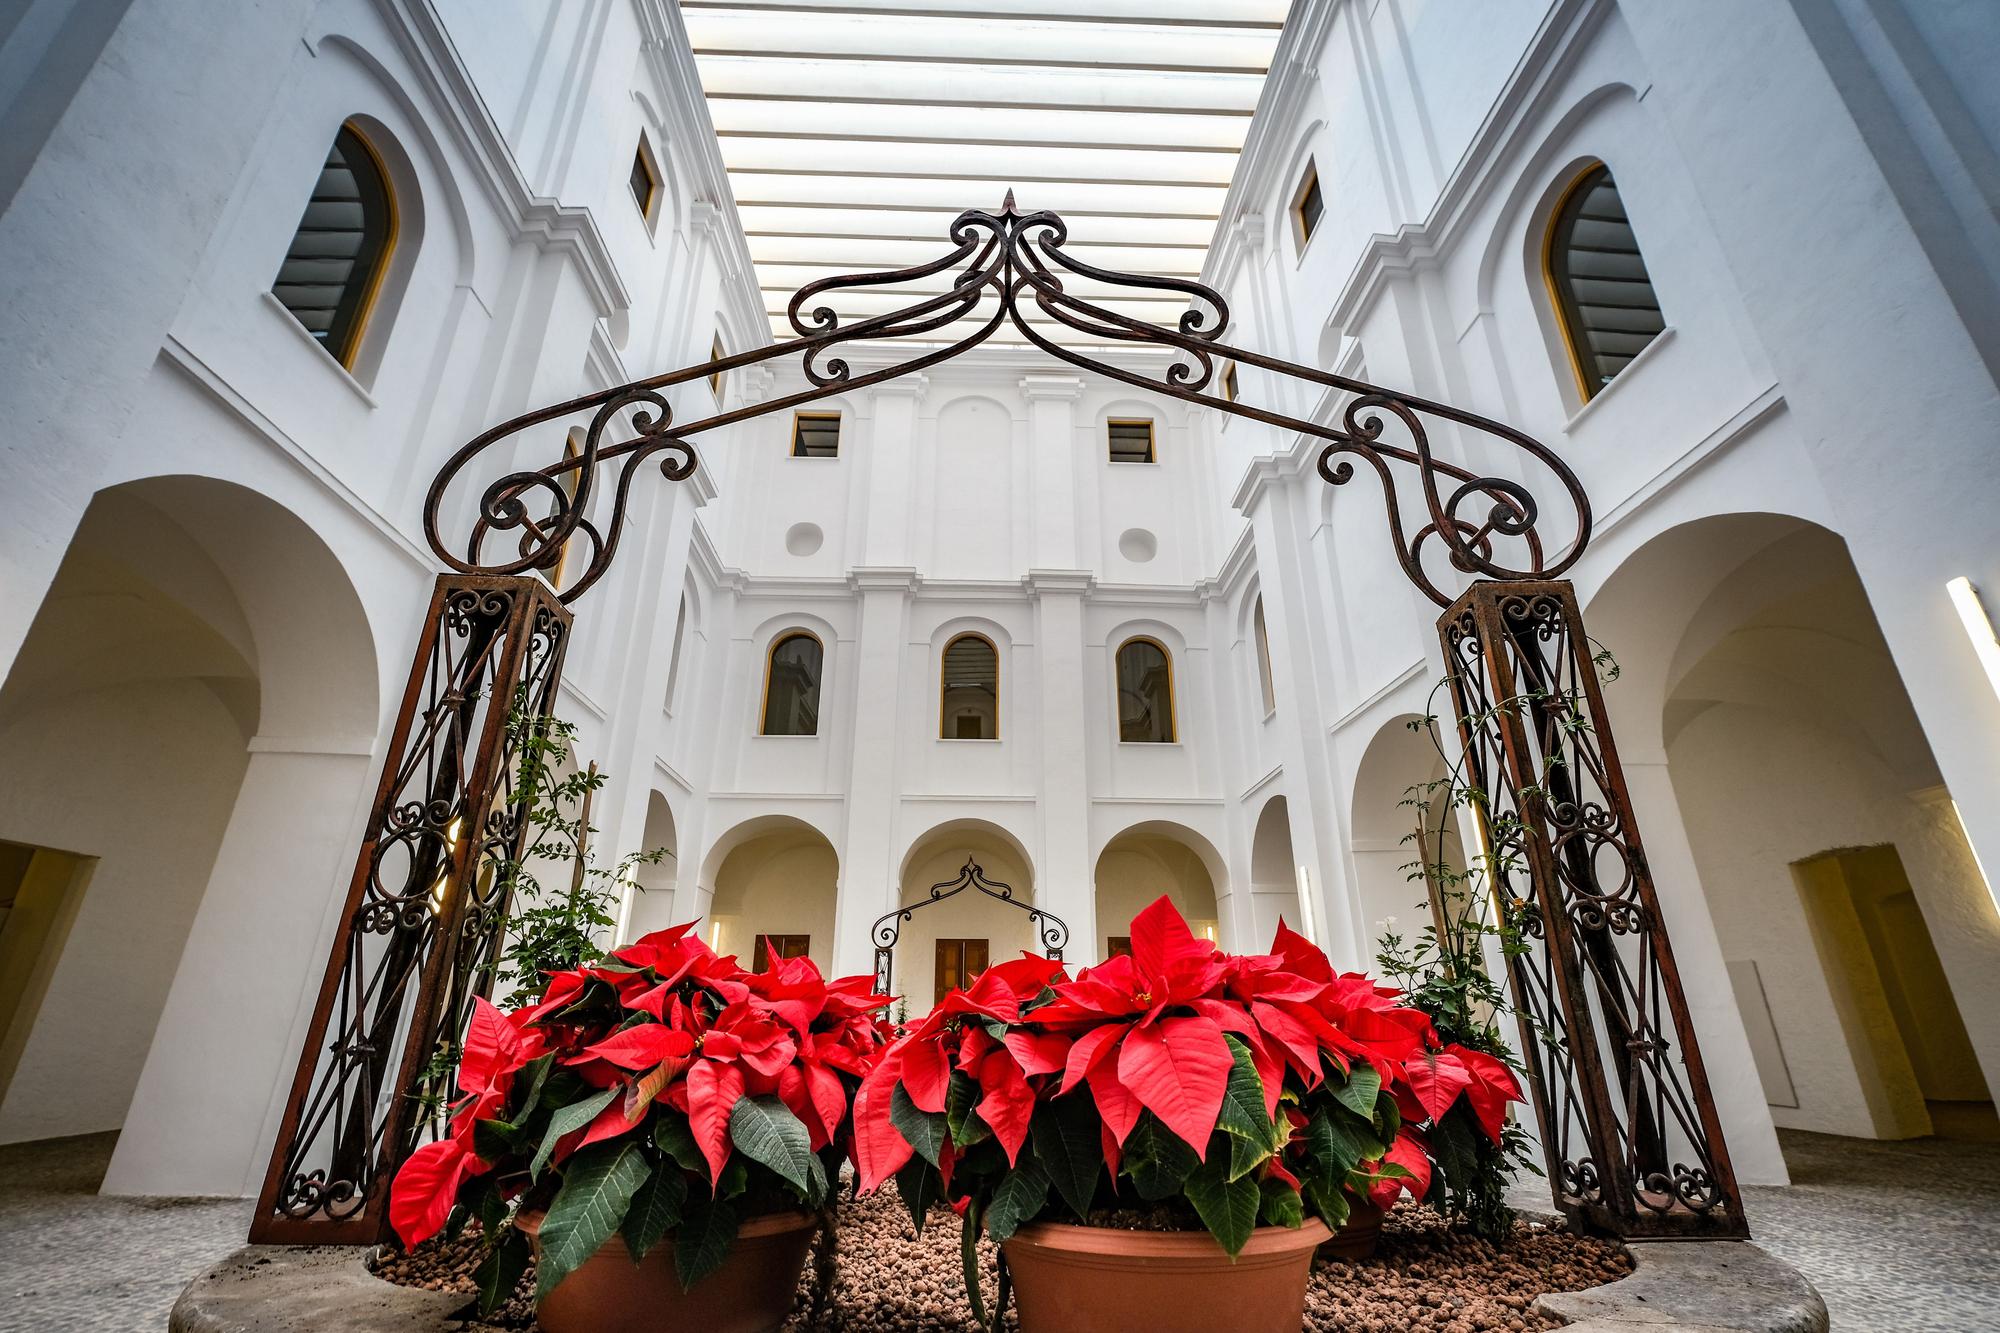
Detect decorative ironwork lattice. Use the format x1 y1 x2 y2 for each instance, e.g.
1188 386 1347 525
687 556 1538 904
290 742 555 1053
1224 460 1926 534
251 575 569 1244
871 856 1068 995
1439 580 1747 1238
260 198 1742 1245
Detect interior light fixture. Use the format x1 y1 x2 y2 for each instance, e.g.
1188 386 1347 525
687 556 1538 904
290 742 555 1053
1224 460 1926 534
1948 576 2000 702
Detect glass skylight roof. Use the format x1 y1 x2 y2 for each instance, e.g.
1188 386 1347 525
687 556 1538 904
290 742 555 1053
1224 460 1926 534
683 0 1288 347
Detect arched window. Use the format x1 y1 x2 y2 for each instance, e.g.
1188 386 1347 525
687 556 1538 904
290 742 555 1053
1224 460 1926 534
761 632 822 736
1115 638 1176 743
940 634 999 740
1253 597 1276 716
1544 164 1663 400
273 123 397 368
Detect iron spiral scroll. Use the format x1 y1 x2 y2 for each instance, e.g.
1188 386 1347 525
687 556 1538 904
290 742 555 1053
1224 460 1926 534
424 193 1592 606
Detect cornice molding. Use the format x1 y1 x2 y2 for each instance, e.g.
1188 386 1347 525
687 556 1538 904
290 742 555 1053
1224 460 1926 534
376 0 631 316
1018 374 1087 402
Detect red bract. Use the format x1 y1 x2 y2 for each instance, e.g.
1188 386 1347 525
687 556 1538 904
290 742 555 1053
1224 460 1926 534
852 895 1528 1243
388 925 890 1250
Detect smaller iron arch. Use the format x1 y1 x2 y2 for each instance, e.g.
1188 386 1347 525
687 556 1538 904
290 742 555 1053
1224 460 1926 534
869 856 1068 996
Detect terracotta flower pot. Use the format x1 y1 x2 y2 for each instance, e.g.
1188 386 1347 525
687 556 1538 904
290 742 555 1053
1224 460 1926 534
1003 1217 1332 1333
518 1208 817 1333
1318 1197 1384 1260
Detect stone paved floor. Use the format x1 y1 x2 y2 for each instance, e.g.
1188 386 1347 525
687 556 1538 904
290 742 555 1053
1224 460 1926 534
0 1133 248 1333
1 1128 1996 1329
1741 1129 2000 1331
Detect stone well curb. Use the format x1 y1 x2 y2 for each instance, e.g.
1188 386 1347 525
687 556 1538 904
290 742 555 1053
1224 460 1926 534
174 1233 1828 1332
1537 1240 1829 1332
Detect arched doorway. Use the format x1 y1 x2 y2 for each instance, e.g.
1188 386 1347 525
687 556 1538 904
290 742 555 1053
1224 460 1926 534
1094 822 1223 957
704 816 839 973
1248 795 1299 948
0 476 378 1196
1592 513 1998 1146
1349 715 1470 960
623 790 681 938
893 820 1037 1014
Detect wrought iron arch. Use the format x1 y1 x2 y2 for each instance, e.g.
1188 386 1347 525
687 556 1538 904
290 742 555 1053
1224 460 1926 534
260 193 1743 1247
870 855 1068 995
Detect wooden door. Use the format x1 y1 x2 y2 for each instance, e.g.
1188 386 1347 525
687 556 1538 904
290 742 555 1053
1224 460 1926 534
934 937 990 1007
752 934 811 972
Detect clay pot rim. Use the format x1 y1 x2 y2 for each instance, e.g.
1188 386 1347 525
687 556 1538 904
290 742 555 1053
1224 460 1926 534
515 1207 818 1242
1007 1216 1332 1260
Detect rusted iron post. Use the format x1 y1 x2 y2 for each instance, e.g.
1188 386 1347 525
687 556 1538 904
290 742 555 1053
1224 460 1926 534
251 574 569 1245
1438 579 1747 1238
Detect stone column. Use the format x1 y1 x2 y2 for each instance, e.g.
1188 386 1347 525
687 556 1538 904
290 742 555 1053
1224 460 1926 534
833 568 918 978
1029 570 1097 963
104 742 376 1198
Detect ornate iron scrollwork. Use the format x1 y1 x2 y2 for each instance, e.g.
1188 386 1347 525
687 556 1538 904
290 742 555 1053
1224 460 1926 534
870 856 1069 995
423 194 1589 608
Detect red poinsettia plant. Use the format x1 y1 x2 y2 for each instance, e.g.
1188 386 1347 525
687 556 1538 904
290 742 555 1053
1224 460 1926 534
853 897 1520 1319
389 921 891 1314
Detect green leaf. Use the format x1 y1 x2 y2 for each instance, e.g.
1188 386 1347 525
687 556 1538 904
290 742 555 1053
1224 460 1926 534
1030 1094 1103 1220
517 1052 557 1114
984 1161 1050 1244
530 1086 618 1178
945 1070 992 1147
1307 1107 1381 1186
1305 1176 1350 1230
1258 1177 1305 1230
474 1226 531 1316
655 1113 704 1174
1215 1036 1275 1145
536 1141 651 1302
729 1095 815 1197
1331 1065 1381 1121
1184 1154 1260 1257
673 1189 741 1292
621 1164 687 1260
962 1202 991 1332
891 1083 950 1167
1122 1114 1199 1202
894 1156 943 1234
1228 1124 1277 1183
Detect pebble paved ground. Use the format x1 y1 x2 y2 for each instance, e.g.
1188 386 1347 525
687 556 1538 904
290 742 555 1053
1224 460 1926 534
0 1133 247 1333
1 1128 1996 1330
1742 1129 2000 1331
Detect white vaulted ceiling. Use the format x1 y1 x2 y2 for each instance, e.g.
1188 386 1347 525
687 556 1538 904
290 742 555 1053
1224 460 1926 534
682 0 1288 347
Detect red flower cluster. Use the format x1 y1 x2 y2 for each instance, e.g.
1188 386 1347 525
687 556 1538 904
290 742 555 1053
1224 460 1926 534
855 896 1520 1221
390 921 891 1250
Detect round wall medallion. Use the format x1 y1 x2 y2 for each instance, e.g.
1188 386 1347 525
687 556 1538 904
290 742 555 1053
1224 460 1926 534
784 522 824 557
1118 527 1158 563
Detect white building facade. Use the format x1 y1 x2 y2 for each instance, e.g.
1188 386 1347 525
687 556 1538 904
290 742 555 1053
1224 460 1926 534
2 0 1998 1206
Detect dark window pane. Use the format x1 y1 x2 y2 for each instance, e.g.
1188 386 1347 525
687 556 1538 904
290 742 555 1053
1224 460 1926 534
630 144 656 216
1295 164 1323 242
1548 166 1663 398
763 633 822 735
793 414 840 457
940 634 998 739
1116 639 1175 743
1107 419 1154 463
273 126 394 367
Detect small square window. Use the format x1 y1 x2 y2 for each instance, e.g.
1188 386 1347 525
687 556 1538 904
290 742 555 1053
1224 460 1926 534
709 332 726 399
629 140 659 221
1291 159 1322 249
1107 419 1155 464
1220 362 1239 403
792 412 840 458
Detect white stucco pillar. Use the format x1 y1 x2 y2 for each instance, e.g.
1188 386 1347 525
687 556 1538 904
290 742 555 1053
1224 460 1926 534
833 570 917 980
1619 753 1790 1186
603 464 715 942
1029 572 1097 963
1234 460 1363 968
861 376 926 568
103 743 376 1197
1021 375 1086 570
